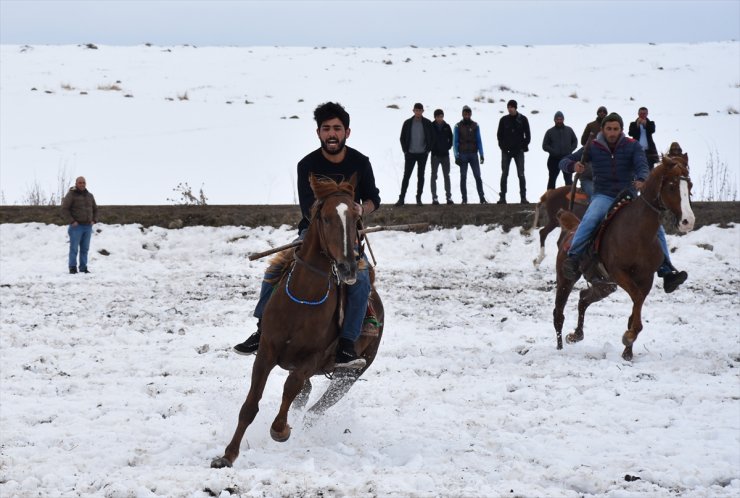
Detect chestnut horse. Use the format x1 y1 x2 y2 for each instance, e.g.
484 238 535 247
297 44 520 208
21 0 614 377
553 154 694 360
211 175 384 468
531 185 588 267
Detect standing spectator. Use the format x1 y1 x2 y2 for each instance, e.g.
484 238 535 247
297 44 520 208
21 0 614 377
581 106 607 145
453 105 487 204
496 99 531 204
61 176 98 274
628 106 659 167
396 102 434 206
542 111 578 189
430 109 454 205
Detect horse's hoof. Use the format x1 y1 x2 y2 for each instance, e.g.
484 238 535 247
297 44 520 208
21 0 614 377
270 424 291 442
566 332 583 344
210 456 233 469
622 349 633 361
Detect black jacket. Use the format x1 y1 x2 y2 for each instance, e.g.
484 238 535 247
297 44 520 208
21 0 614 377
400 116 434 154
430 121 453 156
296 147 381 233
497 112 531 154
542 124 578 158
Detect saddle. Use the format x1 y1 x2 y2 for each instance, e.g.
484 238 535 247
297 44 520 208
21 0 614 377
565 189 589 206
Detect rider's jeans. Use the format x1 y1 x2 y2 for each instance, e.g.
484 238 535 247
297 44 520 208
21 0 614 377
567 193 614 257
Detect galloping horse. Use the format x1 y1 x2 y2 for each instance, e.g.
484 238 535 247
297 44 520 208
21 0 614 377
211 174 384 468
553 154 694 361
531 186 588 267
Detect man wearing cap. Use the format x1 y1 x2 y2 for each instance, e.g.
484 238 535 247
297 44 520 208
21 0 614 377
396 103 434 206
628 106 659 168
581 106 608 146
559 112 687 293
542 111 578 189
496 99 531 204
430 109 454 205
453 105 487 204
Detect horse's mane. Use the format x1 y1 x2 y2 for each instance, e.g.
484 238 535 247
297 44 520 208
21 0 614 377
641 153 689 201
309 174 355 201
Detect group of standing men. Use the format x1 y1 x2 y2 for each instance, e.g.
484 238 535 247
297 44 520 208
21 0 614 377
396 100 531 206
396 102 660 207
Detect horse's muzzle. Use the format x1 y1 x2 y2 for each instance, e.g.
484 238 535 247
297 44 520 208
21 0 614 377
335 261 357 285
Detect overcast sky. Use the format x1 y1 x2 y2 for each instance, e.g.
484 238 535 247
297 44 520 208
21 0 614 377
1 0 738 47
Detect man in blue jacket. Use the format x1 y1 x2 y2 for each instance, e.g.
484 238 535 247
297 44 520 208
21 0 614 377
559 113 687 293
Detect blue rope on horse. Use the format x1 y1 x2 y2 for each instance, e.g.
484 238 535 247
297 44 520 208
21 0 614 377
285 265 332 305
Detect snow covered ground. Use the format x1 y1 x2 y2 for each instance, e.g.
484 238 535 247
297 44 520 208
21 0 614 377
1 41 739 206
1 221 738 497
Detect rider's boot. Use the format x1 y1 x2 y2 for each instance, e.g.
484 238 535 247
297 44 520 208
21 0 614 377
233 320 261 355
658 260 687 294
335 338 366 369
562 253 582 281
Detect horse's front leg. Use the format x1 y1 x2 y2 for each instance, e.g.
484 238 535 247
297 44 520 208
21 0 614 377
211 353 276 468
569 281 617 344
553 276 576 350
613 272 652 361
270 370 309 442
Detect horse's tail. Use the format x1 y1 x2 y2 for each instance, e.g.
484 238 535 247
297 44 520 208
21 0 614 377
531 191 548 232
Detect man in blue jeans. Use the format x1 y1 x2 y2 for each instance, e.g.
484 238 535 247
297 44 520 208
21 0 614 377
559 113 687 293
233 102 381 369
453 105 487 204
61 176 98 274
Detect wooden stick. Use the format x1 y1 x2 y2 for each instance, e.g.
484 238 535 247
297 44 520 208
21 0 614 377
247 222 430 261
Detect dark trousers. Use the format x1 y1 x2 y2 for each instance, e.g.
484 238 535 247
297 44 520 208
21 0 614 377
458 152 485 203
430 154 452 202
547 155 573 190
500 151 526 199
399 152 428 201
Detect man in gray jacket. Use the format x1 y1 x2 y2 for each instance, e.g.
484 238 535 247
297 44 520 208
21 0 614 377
542 111 578 189
61 176 98 274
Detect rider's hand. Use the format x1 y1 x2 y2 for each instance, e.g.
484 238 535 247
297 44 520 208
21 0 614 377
354 202 364 217
633 180 645 191
574 161 585 174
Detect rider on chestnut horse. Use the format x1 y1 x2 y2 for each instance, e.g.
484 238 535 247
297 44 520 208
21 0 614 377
233 102 382 368
559 112 687 293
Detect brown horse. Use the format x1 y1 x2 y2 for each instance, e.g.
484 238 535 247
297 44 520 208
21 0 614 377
553 154 694 361
531 186 588 267
211 174 384 468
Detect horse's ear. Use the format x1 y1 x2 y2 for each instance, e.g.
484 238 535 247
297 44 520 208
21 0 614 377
348 172 358 191
683 152 689 162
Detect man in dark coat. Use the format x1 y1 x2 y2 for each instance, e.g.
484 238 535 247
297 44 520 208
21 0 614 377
581 106 607 145
396 102 434 205
429 109 454 204
628 106 659 167
61 176 98 274
542 111 578 189
496 99 531 204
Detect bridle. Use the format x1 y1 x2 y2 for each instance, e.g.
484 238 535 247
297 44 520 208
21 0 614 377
640 171 691 218
285 191 359 306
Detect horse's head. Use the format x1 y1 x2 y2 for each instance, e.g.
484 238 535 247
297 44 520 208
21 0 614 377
654 154 695 233
309 173 360 285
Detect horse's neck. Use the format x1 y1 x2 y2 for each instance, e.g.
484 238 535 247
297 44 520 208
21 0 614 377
626 195 661 231
295 228 332 275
